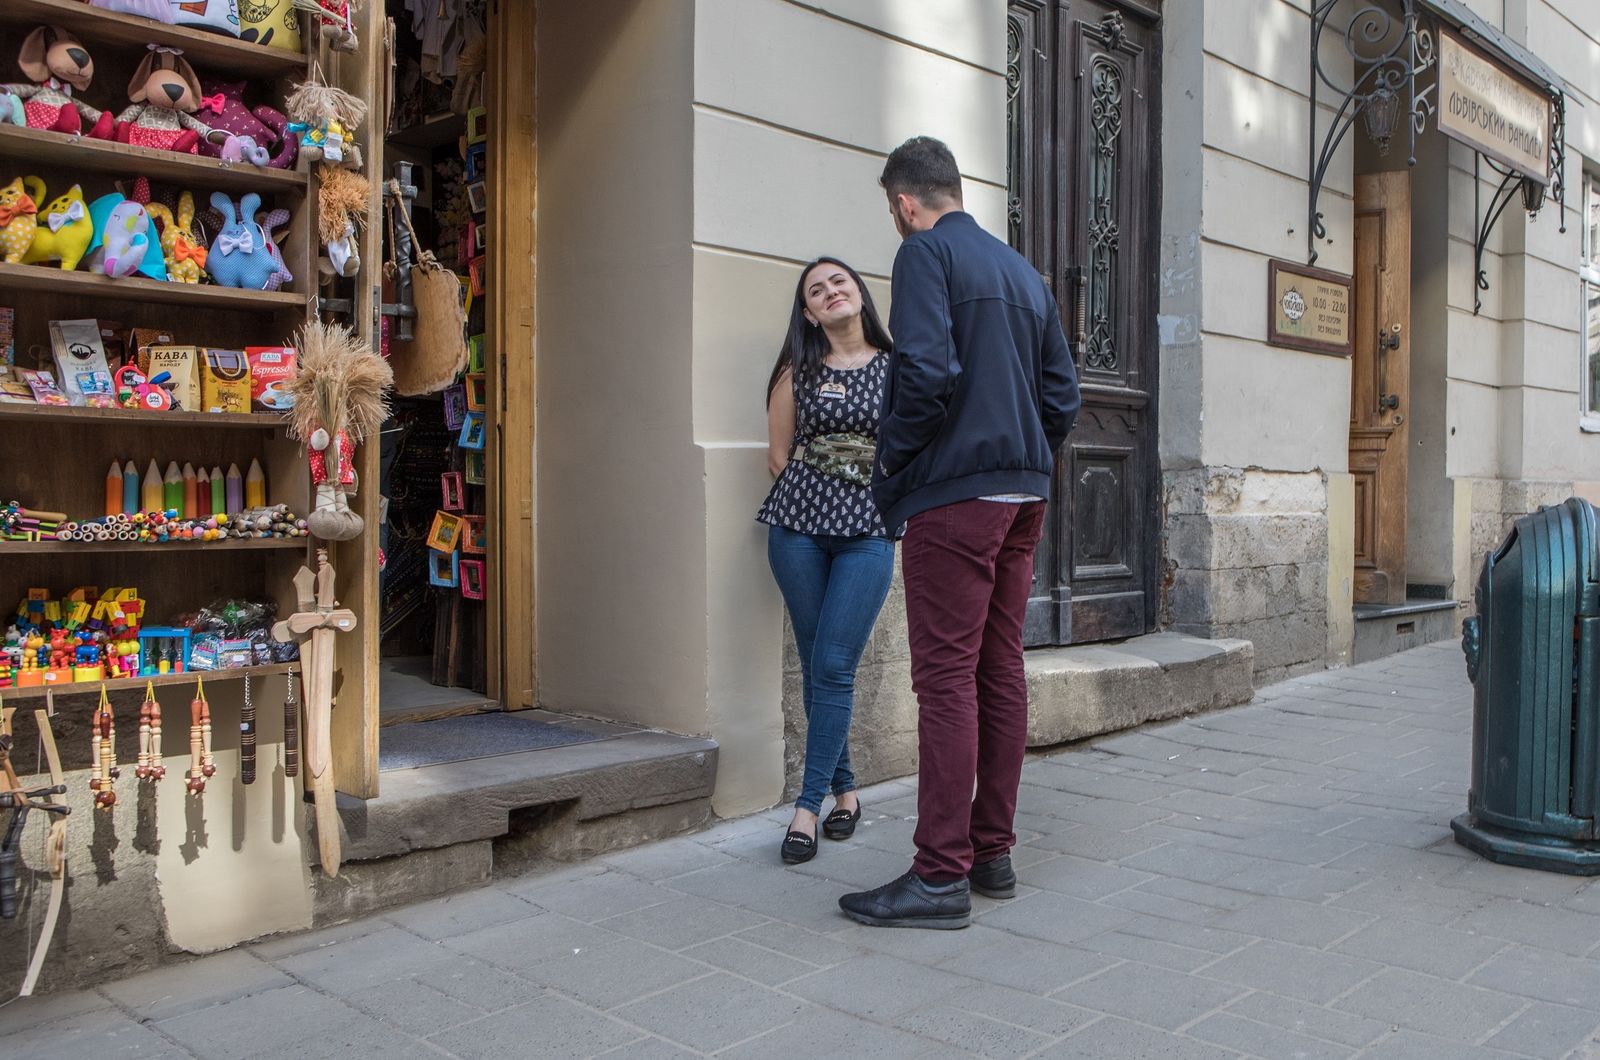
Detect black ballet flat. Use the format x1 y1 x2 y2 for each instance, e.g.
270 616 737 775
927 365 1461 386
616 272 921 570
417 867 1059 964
781 830 817 864
822 804 862 841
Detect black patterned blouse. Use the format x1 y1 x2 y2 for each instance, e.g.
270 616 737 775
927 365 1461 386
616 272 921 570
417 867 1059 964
757 351 889 539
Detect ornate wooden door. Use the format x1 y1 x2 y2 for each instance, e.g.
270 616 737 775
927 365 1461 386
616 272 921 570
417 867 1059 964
1009 0 1162 646
1349 172 1412 605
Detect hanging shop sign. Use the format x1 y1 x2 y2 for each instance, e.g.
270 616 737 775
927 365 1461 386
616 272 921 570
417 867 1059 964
1267 259 1353 357
1438 29 1553 183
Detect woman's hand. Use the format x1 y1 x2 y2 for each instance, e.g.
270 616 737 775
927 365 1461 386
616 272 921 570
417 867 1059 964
767 368 795 477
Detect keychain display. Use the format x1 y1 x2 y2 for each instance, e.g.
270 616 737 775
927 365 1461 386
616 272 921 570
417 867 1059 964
240 670 256 785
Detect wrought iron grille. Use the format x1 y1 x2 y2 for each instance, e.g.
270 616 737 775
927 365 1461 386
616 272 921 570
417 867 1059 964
1085 55 1123 372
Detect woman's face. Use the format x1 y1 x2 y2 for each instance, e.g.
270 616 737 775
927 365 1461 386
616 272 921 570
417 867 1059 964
801 263 862 329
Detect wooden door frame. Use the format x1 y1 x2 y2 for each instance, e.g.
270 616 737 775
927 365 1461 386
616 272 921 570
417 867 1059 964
488 0 537 709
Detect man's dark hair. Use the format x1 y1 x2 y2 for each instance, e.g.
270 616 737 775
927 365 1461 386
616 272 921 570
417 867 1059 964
880 136 963 208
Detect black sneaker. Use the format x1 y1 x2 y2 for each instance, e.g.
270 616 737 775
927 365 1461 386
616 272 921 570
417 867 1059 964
838 871 971 929
968 855 1017 899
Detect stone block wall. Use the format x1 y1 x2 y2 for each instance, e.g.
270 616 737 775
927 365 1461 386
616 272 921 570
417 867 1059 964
1164 466 1330 686
1464 478 1577 604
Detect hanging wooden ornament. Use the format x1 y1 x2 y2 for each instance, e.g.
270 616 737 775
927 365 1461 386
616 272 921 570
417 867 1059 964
90 685 119 811
186 677 216 795
135 681 165 781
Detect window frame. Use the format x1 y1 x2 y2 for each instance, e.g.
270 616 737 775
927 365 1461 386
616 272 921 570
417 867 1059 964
1581 172 1600 432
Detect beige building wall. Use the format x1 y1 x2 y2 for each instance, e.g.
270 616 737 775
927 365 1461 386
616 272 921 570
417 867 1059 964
692 0 1008 814
534 1 710 743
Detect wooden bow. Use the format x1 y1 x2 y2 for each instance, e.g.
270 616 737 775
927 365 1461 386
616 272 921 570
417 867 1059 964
2 695 69 997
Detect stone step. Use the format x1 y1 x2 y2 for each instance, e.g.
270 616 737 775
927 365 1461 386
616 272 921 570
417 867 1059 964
1025 632 1255 747
308 711 718 923
1353 598 1461 665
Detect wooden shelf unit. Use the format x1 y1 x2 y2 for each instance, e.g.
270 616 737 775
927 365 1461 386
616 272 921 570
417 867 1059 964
0 662 297 702
0 263 307 313
0 539 307 556
0 126 309 196
0 404 287 429
0 0 308 79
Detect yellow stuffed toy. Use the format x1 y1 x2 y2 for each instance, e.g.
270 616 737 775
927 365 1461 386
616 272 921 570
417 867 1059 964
145 191 206 284
0 176 38 263
21 179 92 271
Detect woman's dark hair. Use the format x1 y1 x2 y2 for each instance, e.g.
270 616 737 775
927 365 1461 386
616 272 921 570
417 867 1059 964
766 256 893 404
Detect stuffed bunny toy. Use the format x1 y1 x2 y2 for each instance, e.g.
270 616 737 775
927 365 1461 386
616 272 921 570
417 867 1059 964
20 179 93 271
0 178 37 263
194 80 298 169
207 192 292 290
145 190 206 284
3 26 106 136
114 46 228 153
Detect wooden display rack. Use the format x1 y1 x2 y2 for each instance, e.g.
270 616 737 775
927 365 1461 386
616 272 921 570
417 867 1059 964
0 5 326 776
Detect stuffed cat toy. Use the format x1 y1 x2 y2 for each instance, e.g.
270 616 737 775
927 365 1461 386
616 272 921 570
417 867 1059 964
0 177 38 264
194 80 298 169
20 180 93 271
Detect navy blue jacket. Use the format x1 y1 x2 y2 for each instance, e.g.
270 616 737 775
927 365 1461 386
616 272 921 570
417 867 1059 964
871 212 1080 532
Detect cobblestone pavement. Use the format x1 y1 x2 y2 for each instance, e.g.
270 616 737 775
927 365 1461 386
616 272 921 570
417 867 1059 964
7 642 1600 1059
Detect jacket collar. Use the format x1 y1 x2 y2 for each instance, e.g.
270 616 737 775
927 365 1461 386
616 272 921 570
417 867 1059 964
932 210 975 229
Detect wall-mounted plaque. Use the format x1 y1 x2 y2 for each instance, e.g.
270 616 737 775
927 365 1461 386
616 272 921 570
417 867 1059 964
1267 259 1353 357
1437 29 1553 183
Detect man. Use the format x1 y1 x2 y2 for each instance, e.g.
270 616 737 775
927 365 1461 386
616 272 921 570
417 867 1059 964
839 136 1080 929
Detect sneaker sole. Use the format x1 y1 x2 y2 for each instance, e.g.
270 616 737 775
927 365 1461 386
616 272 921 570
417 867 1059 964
839 909 971 930
969 882 1016 899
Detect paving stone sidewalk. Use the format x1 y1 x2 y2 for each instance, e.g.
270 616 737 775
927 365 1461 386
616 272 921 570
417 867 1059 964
7 642 1600 1059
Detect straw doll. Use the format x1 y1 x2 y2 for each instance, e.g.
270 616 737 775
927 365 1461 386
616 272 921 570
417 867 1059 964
282 321 391 541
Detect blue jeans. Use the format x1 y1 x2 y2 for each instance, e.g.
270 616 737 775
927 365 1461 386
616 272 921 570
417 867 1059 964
767 525 895 816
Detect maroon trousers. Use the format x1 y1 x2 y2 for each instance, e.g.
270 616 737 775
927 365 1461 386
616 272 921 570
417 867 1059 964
903 498 1047 882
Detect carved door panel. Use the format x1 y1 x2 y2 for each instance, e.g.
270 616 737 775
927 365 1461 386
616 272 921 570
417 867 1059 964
1009 0 1162 646
1349 172 1412 605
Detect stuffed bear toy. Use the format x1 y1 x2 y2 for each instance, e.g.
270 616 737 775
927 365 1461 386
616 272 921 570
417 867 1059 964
2 26 106 136
194 80 298 169
114 46 227 154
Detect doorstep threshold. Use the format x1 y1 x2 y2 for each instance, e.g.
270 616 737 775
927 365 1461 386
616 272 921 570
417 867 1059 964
1354 598 1461 621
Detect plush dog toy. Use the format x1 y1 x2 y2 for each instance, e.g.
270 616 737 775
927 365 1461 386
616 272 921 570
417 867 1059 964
0 177 38 263
3 26 105 136
114 46 227 153
207 192 292 290
20 179 93 271
194 80 298 169
145 190 207 284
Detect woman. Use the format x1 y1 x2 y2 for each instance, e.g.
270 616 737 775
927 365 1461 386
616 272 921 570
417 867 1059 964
758 256 896 865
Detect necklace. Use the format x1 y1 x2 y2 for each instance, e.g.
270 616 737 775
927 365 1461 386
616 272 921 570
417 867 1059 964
827 349 875 371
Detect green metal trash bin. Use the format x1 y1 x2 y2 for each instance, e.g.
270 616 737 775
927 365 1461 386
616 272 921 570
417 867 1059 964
1453 497 1600 873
